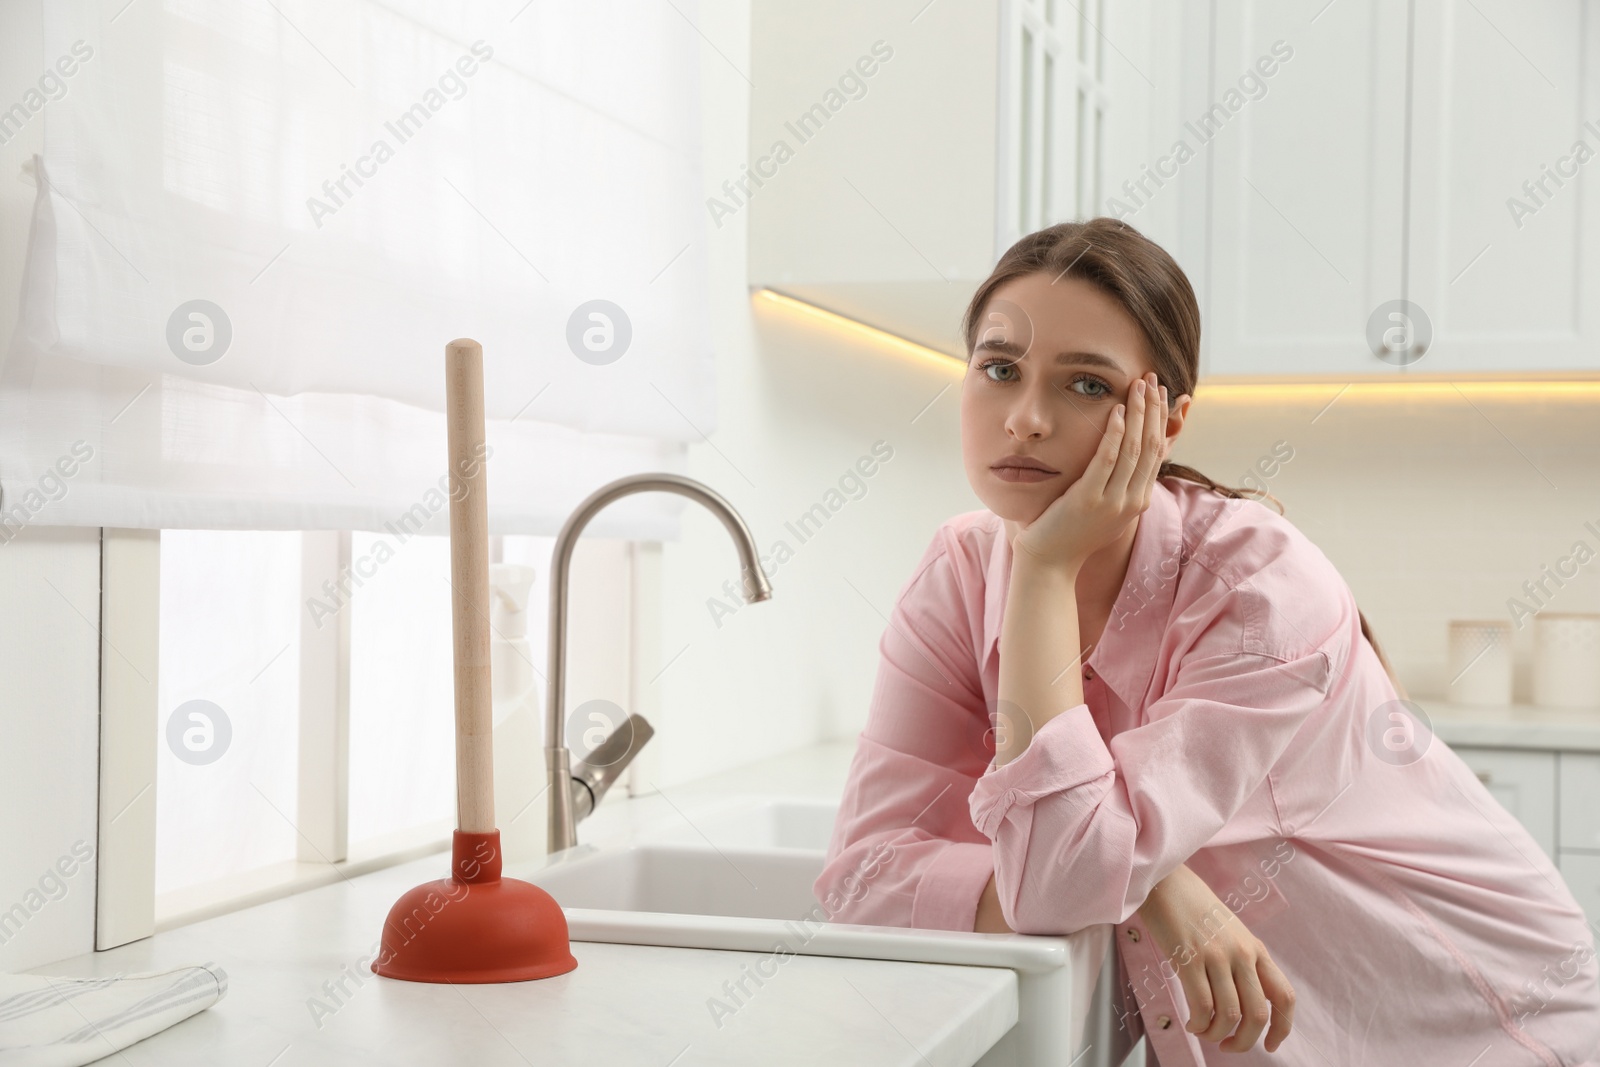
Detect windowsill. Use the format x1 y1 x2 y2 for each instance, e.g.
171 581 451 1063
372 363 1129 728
153 819 454 933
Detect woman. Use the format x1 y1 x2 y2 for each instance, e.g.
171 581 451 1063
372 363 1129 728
813 218 1600 1065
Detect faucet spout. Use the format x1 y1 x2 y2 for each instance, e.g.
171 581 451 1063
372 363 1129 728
546 474 773 854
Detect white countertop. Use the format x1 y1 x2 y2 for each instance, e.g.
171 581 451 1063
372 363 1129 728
1418 697 1600 752
29 740 1018 1067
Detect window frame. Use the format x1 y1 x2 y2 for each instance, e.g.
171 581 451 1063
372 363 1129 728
97 527 645 937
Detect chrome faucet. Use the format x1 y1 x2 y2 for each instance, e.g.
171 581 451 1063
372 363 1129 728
546 473 773 854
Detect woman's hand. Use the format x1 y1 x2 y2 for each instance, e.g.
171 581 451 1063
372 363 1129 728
1137 863 1295 1054
1011 371 1171 571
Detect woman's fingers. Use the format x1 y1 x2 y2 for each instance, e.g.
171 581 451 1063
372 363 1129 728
1219 958 1271 1052
1082 400 1127 496
1105 377 1147 494
1174 953 1216 1042
1108 373 1166 506
1133 377 1166 502
1256 950 1297 1052
1197 953 1243 1042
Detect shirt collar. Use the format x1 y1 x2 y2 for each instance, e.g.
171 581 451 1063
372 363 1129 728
980 477 1186 711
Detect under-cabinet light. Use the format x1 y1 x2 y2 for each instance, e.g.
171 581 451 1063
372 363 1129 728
755 289 1600 400
753 289 965 376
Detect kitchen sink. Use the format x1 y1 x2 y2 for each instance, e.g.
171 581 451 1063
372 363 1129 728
533 842 823 918
516 793 1115 1067
640 795 840 852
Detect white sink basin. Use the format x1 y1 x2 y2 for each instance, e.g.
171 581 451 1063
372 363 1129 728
534 842 823 918
520 794 1114 1067
640 795 840 851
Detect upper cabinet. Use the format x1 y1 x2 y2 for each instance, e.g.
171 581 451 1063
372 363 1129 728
1205 0 1409 377
1202 0 1600 376
745 0 1166 358
1406 0 1600 373
999 0 1112 254
742 0 1595 378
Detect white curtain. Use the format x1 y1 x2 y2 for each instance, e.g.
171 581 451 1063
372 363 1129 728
1 0 713 537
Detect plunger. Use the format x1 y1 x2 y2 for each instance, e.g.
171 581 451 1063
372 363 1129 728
372 338 578 984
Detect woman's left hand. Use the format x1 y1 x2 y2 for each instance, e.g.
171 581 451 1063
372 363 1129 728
1011 371 1170 571
1136 863 1296 1054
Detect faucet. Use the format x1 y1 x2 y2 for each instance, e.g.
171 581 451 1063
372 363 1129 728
546 473 774 854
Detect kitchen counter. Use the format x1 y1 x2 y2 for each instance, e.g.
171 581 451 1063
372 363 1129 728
26 740 1019 1067
44 700 1592 1065
1418 697 1600 752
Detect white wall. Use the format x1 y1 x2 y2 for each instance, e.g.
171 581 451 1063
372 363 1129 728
640 0 984 790
0 517 102 971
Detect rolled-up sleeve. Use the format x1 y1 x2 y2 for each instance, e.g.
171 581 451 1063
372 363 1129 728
968 588 1336 935
814 532 999 933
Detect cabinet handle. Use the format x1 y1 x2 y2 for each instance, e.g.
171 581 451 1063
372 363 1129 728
1368 305 1431 366
1475 769 1493 785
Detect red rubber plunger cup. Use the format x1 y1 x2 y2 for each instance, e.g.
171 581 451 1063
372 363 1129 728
373 338 577 984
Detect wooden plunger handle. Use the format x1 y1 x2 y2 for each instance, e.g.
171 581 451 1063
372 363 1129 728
445 338 495 834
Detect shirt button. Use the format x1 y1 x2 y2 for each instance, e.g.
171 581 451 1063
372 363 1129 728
1157 1015 1172 1029
1125 926 1140 942
1084 666 1095 680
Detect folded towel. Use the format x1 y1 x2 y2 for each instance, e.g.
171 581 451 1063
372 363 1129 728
0 963 227 1067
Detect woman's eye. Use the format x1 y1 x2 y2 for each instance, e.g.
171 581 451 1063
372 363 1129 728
1071 375 1111 398
980 360 1019 383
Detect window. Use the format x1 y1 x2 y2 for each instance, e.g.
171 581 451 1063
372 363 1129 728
156 532 301 902
13 0 706 947
151 528 634 928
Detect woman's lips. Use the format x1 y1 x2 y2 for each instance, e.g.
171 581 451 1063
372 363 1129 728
990 464 1058 483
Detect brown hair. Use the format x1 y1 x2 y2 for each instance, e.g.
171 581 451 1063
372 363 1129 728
961 217 1403 696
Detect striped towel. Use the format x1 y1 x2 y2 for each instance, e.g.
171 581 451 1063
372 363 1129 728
0 963 227 1066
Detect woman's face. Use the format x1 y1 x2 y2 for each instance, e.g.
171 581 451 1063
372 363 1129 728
960 270 1182 526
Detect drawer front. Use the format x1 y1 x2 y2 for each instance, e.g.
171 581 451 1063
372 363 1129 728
1558 851 1600 925
1559 753 1600 852
1453 748 1557 859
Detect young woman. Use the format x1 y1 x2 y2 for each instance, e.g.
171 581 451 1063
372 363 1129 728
814 218 1600 1065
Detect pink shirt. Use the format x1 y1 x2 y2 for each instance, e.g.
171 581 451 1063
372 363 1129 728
815 476 1600 1066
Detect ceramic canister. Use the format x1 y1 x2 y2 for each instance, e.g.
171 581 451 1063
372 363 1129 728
1447 619 1514 706
1532 612 1600 709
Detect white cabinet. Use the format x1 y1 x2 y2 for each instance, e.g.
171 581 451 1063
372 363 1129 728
1205 0 1408 377
1201 0 1600 376
1558 852 1600 926
1558 753 1600 923
1454 747 1600 924
998 0 1128 256
1407 0 1600 373
746 0 1164 357
1453 747 1558 858
1558 753 1600 850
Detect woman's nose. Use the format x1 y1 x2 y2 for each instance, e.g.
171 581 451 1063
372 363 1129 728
1005 389 1052 439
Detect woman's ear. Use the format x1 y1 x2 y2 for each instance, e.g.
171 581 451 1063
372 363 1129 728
1160 393 1192 461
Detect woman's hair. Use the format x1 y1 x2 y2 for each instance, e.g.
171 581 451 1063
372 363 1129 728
961 217 1404 697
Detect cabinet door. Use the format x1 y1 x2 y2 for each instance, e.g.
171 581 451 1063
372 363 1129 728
999 0 1158 248
1559 753 1600 851
1558 852 1600 924
997 0 1080 251
1407 0 1600 372
1453 747 1558 858
1205 0 1410 376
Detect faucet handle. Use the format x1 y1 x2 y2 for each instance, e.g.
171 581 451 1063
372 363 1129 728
569 713 655 821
